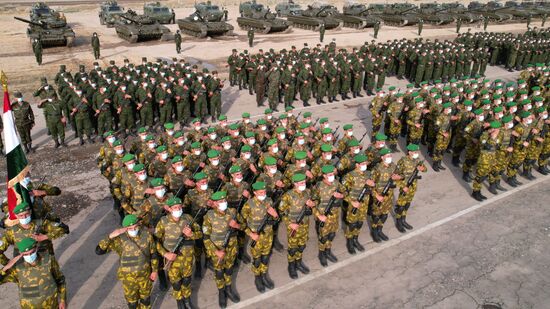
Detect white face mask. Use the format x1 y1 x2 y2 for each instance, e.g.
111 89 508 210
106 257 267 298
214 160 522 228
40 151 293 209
297 185 306 192
167 130 174 136
44 86 49 90
160 153 168 161
353 148 360 154
175 166 184 172
249 139 256 145
212 160 219 166
23 252 38 264
210 134 217 140
298 139 305 145
244 119 250 124
478 116 484 122
194 150 201 156
19 216 32 225
244 153 251 160
279 134 286 139
218 202 228 211
232 131 239 137
324 154 332 160
272 147 279 153
347 131 353 137
128 229 139 237
384 157 392 164
148 143 156 149
466 106 472 111
510 107 517 113
507 123 514 129
412 153 419 159
177 140 184 146
327 175 335 182
257 195 266 201
359 165 367 172
172 209 183 218
107 136 116 144
155 189 166 198
269 167 277 174
261 126 267 131
200 184 208 191
526 119 532 125
305 119 311 124
299 162 306 168
126 163 135 171
326 136 332 141
138 174 147 181
543 115 548 120
17 98 23 102
223 144 231 150
115 149 124 155
194 126 201 131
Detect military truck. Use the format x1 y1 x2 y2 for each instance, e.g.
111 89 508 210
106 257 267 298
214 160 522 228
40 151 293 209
115 10 171 42
286 3 343 31
98 0 125 27
275 1 303 17
177 3 234 38
143 2 175 24
15 16 75 47
237 2 290 33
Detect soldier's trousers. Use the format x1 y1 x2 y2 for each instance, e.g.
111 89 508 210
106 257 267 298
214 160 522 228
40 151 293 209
317 82 327 101
507 147 527 178
35 52 42 65
300 84 311 101
285 219 309 262
316 209 339 250
119 272 153 307
47 119 64 141
388 120 402 149
206 237 238 289
250 229 273 276
139 107 154 128
268 88 279 110
195 97 208 119
524 141 543 172
119 109 135 131
248 74 256 94
376 74 386 89
176 100 190 124
94 49 100 60
284 86 295 107
16 124 32 144
343 200 368 238
433 133 451 162
371 115 383 137
74 113 92 138
492 149 509 183
538 138 550 167
371 191 394 228
159 104 172 125
473 152 495 191
210 95 221 120
167 248 195 300
462 142 480 173
229 68 237 85
407 126 423 145
97 112 112 137
415 66 425 85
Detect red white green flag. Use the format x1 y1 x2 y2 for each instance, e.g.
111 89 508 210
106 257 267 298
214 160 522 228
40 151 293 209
1 71 30 221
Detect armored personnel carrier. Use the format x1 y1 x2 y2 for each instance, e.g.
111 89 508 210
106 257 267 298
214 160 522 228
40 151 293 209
143 2 175 24
237 2 290 33
376 3 419 27
337 3 381 29
177 2 234 38
98 0 125 27
286 3 342 31
115 10 171 43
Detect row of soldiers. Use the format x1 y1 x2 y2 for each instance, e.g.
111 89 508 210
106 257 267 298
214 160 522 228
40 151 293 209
94 104 429 308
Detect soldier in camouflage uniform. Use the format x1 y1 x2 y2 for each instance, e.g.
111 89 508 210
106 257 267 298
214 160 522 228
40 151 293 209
203 191 241 308
11 91 35 153
0 238 66 309
96 214 158 309
37 95 66 148
505 111 533 187
462 109 486 182
432 102 453 171
155 197 202 309
472 121 503 201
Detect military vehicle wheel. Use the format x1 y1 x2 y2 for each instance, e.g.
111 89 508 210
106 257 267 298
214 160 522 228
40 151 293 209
66 37 74 47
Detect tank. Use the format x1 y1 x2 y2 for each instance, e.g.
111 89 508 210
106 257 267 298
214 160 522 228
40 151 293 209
338 3 382 29
489 1 534 19
416 3 455 25
377 3 419 27
520 1 550 15
440 3 483 23
15 16 75 47
177 8 234 38
115 10 171 43
237 2 290 33
143 1 174 24
275 1 303 17
98 0 125 27
30 2 66 22
286 3 343 31
467 2 514 22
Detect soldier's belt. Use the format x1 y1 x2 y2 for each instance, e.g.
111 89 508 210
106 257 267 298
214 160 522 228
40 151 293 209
20 286 41 298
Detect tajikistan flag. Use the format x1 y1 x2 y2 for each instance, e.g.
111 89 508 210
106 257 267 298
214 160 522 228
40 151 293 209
1 71 30 221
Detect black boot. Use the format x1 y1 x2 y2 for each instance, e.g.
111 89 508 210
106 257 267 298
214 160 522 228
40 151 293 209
437 161 446 170
332 96 339 102
218 288 227 308
79 137 85 145
183 297 194 309
318 250 328 267
158 269 169 292
353 236 365 252
495 180 507 191
325 248 338 262
303 100 310 107
346 238 356 254
357 92 364 97
177 299 185 309
272 234 284 252
432 161 440 172
60 138 67 147
296 259 310 274
255 275 266 293
23 143 29 153
538 165 550 175
262 272 275 289
194 261 202 278
472 190 484 201
396 217 407 233
371 227 382 243
87 137 95 144
462 171 472 183
378 227 389 241
288 261 298 279
238 247 251 264
401 216 413 230
225 284 240 303
488 182 498 195
452 156 461 167
28 143 35 153
525 169 536 180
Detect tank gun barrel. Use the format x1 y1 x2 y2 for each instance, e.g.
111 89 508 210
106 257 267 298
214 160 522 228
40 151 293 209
14 16 45 27
399 7 417 14
316 6 329 17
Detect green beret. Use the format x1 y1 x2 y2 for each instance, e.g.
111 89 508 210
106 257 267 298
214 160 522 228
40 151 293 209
321 165 335 174
242 112 250 118
218 114 227 121
112 140 122 147
505 91 515 97
354 154 367 163
493 94 502 99
490 121 502 129
395 93 404 98
303 112 312 118
412 92 419 97
279 114 288 120
173 131 183 138
103 131 114 137
434 95 441 100
375 132 387 141
207 127 216 133
171 155 183 163
191 142 201 149
299 123 309 130
536 106 546 113
285 106 294 112
348 139 360 147
321 144 333 152
257 119 267 125
17 238 37 253
207 149 220 158
343 124 353 130
533 96 543 102
295 151 307 160
122 153 135 163
502 115 513 123
264 108 273 114
518 89 528 95
465 89 474 94
150 178 164 187
145 135 154 142
379 148 391 156
156 145 167 153
229 165 241 174
321 128 332 135
211 191 227 201
319 117 328 124
194 172 207 181
264 156 277 166
389 86 396 91
267 138 277 146
133 164 145 172
292 173 306 183
295 132 304 137
138 127 147 134
494 106 504 113
406 83 414 88
480 89 489 95
122 214 138 227
506 101 517 107
166 197 182 206
442 102 452 109
420 81 428 86
520 111 531 118
164 123 175 130
221 136 231 143
245 131 255 138
407 144 419 152
229 123 239 130
14 202 30 214
518 79 526 84
415 97 423 103
241 145 252 152
430 88 439 93
192 118 201 123
473 109 484 115
450 93 459 98
252 182 266 191
463 100 473 106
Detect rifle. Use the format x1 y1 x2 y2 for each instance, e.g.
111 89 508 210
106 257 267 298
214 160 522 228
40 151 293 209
215 163 232 191
70 98 87 116
332 125 340 136
290 203 311 237
403 161 423 190
351 182 371 215
358 131 369 143
163 207 206 270
250 211 279 248
217 214 238 265
319 192 340 228
372 172 397 210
